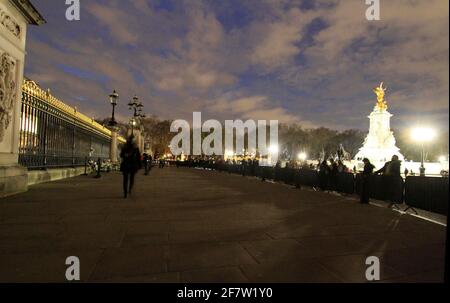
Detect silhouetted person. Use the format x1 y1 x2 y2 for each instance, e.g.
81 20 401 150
275 160 281 169
360 158 375 204
241 159 248 176
329 158 339 191
143 153 150 175
375 155 401 177
318 160 330 191
404 168 409 177
375 155 402 205
120 136 141 198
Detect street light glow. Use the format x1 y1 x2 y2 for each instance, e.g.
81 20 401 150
411 127 436 142
411 127 436 176
298 152 307 161
268 145 279 154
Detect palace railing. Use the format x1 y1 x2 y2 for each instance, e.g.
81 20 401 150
19 79 124 170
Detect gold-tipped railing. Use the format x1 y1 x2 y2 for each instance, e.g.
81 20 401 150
22 79 125 143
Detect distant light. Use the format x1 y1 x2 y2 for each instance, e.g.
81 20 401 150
225 150 234 157
439 155 447 162
298 152 307 161
411 127 436 143
269 145 279 154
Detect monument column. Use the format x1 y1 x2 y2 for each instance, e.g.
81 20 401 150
0 0 45 197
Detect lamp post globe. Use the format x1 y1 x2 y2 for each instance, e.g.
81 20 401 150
108 90 119 126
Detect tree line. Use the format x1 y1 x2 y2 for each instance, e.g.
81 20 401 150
96 117 448 162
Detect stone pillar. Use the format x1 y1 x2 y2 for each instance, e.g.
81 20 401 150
109 128 118 163
0 1 45 197
135 128 144 153
139 126 145 153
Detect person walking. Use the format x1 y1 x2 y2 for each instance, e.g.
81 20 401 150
120 136 141 198
360 158 375 204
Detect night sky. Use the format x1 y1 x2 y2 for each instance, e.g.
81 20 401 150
25 0 449 131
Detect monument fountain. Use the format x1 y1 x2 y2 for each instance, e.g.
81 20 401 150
354 83 405 169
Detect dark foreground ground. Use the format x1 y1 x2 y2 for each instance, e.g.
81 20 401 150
0 167 446 282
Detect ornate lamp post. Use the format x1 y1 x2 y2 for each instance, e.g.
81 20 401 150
128 95 146 152
108 90 119 126
128 95 145 118
107 90 119 164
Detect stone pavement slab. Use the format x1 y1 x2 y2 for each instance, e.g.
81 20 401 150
0 167 446 282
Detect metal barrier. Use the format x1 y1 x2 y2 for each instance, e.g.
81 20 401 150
298 169 319 188
176 162 448 215
404 176 449 215
355 174 404 203
19 80 122 170
336 172 355 194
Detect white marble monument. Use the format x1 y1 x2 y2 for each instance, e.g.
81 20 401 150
354 83 404 166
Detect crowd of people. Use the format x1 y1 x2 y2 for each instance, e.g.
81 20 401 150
117 136 421 205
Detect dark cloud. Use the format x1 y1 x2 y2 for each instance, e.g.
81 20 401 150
25 0 448 130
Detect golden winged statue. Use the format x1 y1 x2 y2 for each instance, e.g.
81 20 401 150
373 82 388 110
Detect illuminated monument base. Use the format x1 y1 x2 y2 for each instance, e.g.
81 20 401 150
354 106 404 165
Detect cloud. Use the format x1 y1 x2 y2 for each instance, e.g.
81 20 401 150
250 8 316 71
24 0 448 131
278 0 449 129
86 3 139 45
208 94 315 126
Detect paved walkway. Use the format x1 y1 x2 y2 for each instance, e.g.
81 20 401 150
0 167 446 282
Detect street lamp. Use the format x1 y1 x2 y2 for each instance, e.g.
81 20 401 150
411 127 436 176
128 95 145 118
108 90 119 126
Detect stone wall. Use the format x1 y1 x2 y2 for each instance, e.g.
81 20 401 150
27 167 91 186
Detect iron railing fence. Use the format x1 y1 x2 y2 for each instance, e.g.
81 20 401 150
19 80 116 170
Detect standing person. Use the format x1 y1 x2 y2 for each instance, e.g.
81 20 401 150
120 136 141 198
360 158 375 204
318 160 330 191
329 158 339 191
241 158 248 176
375 155 401 176
375 155 402 206
143 153 150 175
404 168 409 177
